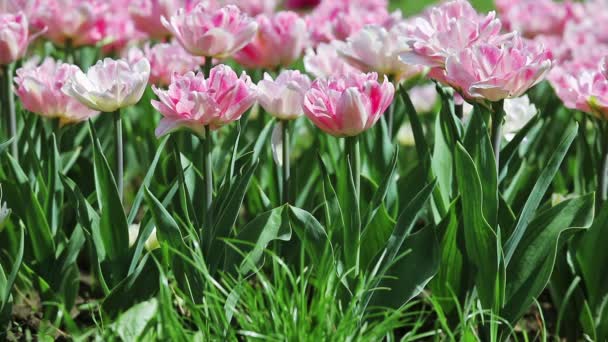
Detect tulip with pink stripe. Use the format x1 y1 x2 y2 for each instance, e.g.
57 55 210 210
234 11 307 70
15 57 99 125
303 72 394 137
0 12 29 65
151 64 257 137
162 2 258 58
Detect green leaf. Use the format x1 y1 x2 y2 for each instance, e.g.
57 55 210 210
504 122 578 263
144 187 184 251
288 206 332 266
3 154 55 262
504 193 594 322
226 206 291 275
369 224 439 309
360 205 395 270
111 298 158 341
0 137 14 155
0 228 23 307
454 143 504 310
363 148 398 226
576 201 608 309
127 135 169 225
463 108 498 228
89 123 129 261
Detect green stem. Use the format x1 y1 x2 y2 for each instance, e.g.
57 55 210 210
345 135 361 274
203 57 213 77
387 101 395 140
65 39 74 64
3 64 17 161
203 126 213 230
599 120 608 202
113 109 123 202
455 103 464 120
282 120 290 204
491 100 505 171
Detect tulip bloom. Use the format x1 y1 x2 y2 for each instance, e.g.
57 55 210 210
303 72 394 137
129 0 190 40
306 0 392 45
549 63 608 120
63 58 150 113
162 3 258 58
34 0 107 47
15 57 99 125
496 0 582 38
443 37 552 102
303 42 358 79
151 65 257 137
334 24 422 80
221 0 277 16
400 0 507 80
234 11 308 69
125 41 204 87
257 70 311 120
285 0 320 10
0 12 29 65
503 95 537 141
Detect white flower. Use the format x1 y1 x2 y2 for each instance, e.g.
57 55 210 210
63 58 150 112
503 95 537 141
128 224 159 251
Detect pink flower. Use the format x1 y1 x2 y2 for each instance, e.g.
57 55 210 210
334 24 422 80
443 36 552 102
400 0 507 71
496 0 582 38
102 0 146 54
306 0 392 45
129 0 191 40
257 70 311 120
303 42 358 79
151 64 257 137
125 41 204 86
221 0 277 16
0 12 28 65
15 57 99 124
162 2 258 58
233 11 307 69
602 57 608 80
549 62 608 119
303 72 394 137
408 83 438 113
34 0 107 47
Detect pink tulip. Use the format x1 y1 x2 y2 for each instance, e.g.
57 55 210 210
0 12 28 65
15 57 99 124
303 72 394 137
306 0 392 45
400 0 507 72
34 0 107 47
334 24 422 80
233 11 307 69
151 64 257 137
602 57 608 80
162 2 258 58
102 0 147 54
496 0 582 38
125 41 204 86
129 0 191 40
221 0 277 16
443 36 552 102
549 62 608 119
257 70 311 120
303 42 358 79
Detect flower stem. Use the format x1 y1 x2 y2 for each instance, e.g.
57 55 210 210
387 101 395 139
3 64 17 161
113 109 124 202
455 103 464 120
345 135 361 274
491 100 505 171
599 120 608 202
203 57 213 77
282 120 290 204
203 125 213 229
